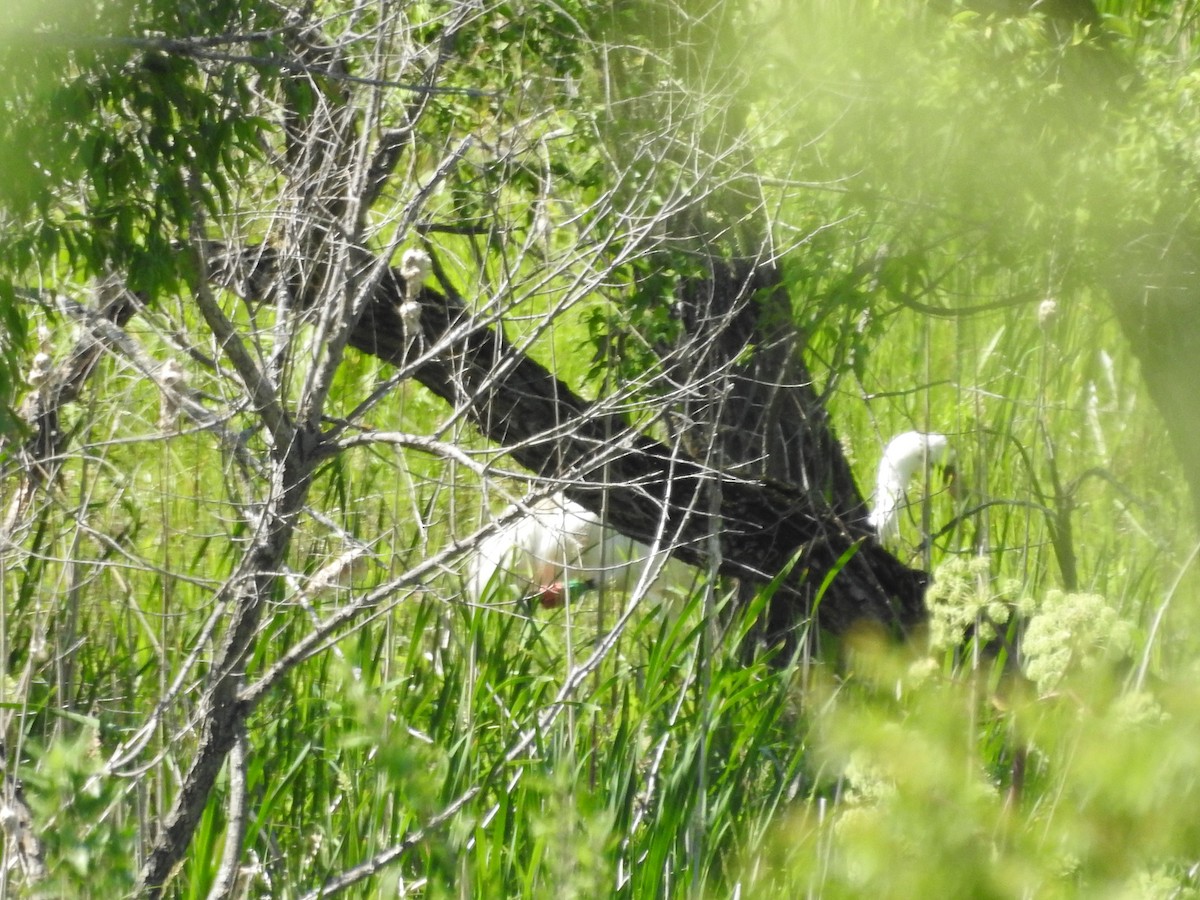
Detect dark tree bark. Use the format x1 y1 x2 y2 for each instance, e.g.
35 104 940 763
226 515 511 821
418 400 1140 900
373 268 927 635
1104 221 1200 526
589 0 887 640
212 248 927 637
7 278 140 483
665 254 879 640
216 240 926 633
670 258 865 506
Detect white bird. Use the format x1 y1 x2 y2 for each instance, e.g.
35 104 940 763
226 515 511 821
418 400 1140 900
868 431 951 543
467 493 688 607
469 432 951 603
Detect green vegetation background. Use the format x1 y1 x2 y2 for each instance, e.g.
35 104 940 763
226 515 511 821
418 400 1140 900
1 1 1199 897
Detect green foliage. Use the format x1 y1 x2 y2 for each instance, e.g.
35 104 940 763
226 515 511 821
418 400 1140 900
25 723 137 895
739 641 1200 898
2 0 1200 898
0 0 284 290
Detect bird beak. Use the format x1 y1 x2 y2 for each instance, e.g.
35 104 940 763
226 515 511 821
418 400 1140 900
531 578 597 609
941 461 961 501
537 583 567 608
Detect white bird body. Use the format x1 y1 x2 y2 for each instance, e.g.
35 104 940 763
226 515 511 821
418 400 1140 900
868 431 950 543
469 431 949 603
468 494 688 605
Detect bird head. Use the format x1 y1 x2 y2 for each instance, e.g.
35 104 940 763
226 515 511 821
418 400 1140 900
532 578 597 609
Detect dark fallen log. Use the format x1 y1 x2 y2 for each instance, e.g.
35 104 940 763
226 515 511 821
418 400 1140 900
322 257 926 637
9 247 928 638
5 277 141 484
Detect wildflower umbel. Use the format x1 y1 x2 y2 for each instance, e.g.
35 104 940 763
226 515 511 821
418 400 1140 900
1023 589 1133 694
925 556 1031 651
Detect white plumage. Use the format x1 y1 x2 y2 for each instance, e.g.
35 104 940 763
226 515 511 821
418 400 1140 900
467 494 681 606
468 431 949 604
867 431 950 543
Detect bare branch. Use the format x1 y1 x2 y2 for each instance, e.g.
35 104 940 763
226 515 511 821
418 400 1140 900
188 242 293 451
205 725 249 900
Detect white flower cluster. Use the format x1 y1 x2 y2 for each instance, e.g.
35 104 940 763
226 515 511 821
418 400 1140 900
1108 690 1168 731
1022 589 1133 695
841 748 897 805
397 299 422 335
925 556 1030 651
397 248 431 348
927 559 1134 694
157 358 187 431
1037 296 1059 329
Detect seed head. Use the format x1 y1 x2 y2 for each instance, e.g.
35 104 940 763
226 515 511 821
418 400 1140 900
400 248 432 285
1037 297 1059 329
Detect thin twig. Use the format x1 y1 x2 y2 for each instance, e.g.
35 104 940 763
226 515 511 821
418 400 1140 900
205 725 250 900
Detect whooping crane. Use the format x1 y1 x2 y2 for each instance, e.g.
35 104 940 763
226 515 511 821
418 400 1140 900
867 431 951 543
467 494 688 607
468 431 950 605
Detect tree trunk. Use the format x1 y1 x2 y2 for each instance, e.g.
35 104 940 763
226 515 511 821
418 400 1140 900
979 0 1200 526
212 239 926 634
1104 220 1200 525
593 0 882 639
215 253 927 636
667 254 876 640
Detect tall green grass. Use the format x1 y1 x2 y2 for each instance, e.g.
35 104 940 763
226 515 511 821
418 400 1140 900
2 222 1198 900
